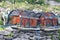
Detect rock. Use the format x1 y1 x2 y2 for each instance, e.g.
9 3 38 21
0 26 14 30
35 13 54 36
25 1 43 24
13 34 19 38
5 27 13 31
13 37 21 40
4 36 13 40
3 30 11 35
0 39 5 40
0 34 3 39
0 30 4 34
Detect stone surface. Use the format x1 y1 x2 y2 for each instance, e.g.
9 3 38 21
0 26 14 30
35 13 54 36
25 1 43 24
0 27 41 40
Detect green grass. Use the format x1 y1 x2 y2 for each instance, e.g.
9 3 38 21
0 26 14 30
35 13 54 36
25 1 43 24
6 33 14 37
58 30 60 40
0 25 5 30
0 2 60 12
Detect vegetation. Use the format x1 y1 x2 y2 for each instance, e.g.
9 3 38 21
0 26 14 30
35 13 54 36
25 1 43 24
6 33 13 37
0 25 5 30
0 0 45 4
55 0 60 2
0 1 60 12
0 19 3 25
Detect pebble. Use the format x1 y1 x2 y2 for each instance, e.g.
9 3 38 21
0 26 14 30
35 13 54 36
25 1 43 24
0 27 41 40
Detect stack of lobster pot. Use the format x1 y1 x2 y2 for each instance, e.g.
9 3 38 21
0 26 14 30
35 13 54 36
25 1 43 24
19 10 40 28
39 12 58 28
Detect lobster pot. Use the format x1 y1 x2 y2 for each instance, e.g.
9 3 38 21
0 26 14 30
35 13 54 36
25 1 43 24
52 18 58 26
10 16 20 25
58 18 60 25
37 19 40 27
30 18 37 28
46 19 52 26
40 17 46 27
21 17 29 27
10 16 16 24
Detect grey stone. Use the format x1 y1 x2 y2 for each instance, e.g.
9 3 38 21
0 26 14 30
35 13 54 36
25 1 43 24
13 37 21 40
0 35 3 39
0 31 4 34
5 27 13 32
3 30 11 35
0 39 5 40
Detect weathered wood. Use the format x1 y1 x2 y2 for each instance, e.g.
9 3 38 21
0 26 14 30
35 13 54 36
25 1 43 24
41 27 60 31
11 26 40 30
